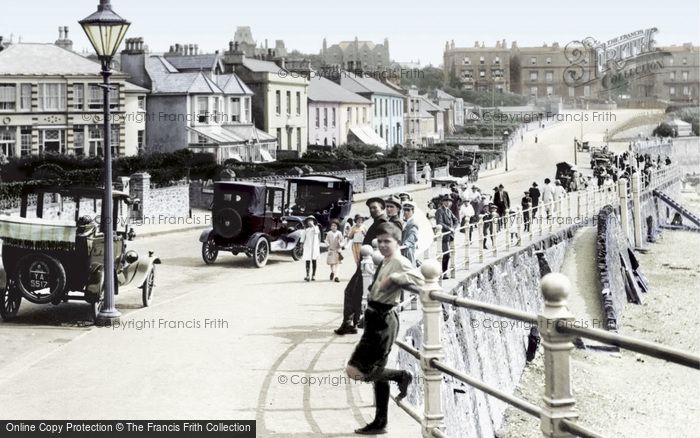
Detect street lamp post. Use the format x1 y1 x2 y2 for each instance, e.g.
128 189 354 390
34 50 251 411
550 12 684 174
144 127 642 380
80 0 130 326
503 130 509 172
573 137 578 165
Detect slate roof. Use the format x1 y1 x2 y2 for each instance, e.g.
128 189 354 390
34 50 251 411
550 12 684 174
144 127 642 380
164 54 221 72
308 76 369 104
241 57 284 74
216 74 253 95
0 43 113 76
146 56 222 94
339 72 403 97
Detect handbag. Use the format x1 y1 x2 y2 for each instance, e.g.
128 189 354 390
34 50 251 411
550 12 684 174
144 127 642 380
338 252 344 262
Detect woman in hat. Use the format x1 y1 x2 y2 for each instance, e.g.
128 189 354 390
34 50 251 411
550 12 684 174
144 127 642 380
301 216 321 281
325 219 344 282
347 214 367 264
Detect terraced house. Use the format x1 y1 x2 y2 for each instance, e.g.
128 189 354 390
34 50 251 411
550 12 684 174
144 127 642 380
0 35 146 158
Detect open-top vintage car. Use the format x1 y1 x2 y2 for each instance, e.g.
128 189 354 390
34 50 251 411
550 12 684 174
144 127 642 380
0 186 160 322
199 181 304 268
285 175 353 238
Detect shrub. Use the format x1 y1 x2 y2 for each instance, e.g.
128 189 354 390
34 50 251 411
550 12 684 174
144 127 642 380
652 122 674 137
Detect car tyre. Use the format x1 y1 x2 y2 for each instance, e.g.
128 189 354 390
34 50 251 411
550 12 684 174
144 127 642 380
141 266 155 307
202 238 218 265
0 278 22 321
291 240 303 261
253 238 269 268
15 253 66 305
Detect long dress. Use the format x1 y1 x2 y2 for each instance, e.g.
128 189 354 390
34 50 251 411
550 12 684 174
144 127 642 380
300 225 320 261
325 230 343 265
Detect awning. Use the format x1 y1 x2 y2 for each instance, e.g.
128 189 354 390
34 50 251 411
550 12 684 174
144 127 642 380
187 125 277 145
260 149 275 162
349 126 387 148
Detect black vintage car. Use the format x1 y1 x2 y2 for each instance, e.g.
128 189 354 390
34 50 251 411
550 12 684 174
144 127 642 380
555 162 579 192
0 186 160 322
285 175 353 237
199 181 303 268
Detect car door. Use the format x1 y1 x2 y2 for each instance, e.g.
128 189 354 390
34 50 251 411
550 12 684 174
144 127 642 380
265 188 285 239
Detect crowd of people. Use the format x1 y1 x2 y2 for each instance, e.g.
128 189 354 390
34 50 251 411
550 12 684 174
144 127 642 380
595 150 672 189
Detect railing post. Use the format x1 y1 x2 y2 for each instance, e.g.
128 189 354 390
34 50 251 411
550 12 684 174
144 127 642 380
619 178 630 243
566 194 571 223
478 218 484 263
505 211 511 251
539 273 578 438
419 260 445 438
631 172 643 248
464 224 470 271
516 209 523 246
576 191 582 220
449 237 456 279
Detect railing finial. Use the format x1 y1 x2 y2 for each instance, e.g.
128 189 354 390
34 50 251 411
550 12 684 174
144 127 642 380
540 273 572 309
420 259 442 283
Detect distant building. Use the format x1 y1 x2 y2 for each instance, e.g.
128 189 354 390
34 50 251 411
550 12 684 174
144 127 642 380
404 87 444 147
427 89 464 132
321 37 391 71
443 39 510 93
644 43 699 104
221 41 308 155
338 72 404 148
0 37 146 158
120 38 276 163
233 26 288 59
307 76 377 147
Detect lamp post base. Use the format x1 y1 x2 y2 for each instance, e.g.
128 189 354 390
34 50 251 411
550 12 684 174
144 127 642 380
95 310 121 326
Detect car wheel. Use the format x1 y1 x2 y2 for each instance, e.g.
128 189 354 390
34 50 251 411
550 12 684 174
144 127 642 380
291 240 303 261
201 238 218 265
0 278 22 321
253 238 269 268
141 267 155 307
15 253 66 305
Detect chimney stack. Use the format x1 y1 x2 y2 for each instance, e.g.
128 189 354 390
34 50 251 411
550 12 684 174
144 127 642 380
195 44 199 55
55 25 73 51
59 26 64 40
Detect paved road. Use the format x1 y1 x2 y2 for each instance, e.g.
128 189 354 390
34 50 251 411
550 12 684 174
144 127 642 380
0 110 653 436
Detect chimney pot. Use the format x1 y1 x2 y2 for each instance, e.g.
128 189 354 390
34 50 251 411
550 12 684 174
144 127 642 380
58 26 63 40
64 26 69 39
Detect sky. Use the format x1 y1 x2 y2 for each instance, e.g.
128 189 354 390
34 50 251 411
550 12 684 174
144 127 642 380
1 0 698 66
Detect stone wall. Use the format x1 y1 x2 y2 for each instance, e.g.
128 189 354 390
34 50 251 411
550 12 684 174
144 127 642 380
387 173 406 188
364 177 385 193
129 173 190 222
433 165 449 178
398 226 579 438
596 206 629 331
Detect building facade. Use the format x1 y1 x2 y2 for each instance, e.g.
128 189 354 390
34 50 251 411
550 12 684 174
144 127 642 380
0 42 145 158
338 72 404 148
321 37 391 71
221 42 308 155
120 38 276 163
646 44 699 104
307 76 377 147
443 40 511 93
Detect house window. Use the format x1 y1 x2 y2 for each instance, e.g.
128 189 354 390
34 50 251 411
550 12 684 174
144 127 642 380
479 70 485 78
530 87 537 97
493 56 500 65
212 97 220 123
137 130 145 153
323 108 328 128
546 57 552 65
546 86 553 96
356 106 359 124
384 99 387 117
74 84 84 110
197 97 209 123
530 71 538 81
682 71 689 81
682 57 687 65
347 107 352 125
41 129 65 154
670 71 676 80
374 99 377 116
86 84 117 111
545 71 553 82
20 127 31 156
315 108 320 128
275 90 281 115
286 91 291 115
296 92 301 115
88 125 103 156
20 84 32 111
0 84 17 110
230 98 240 122
530 57 537 65
0 127 16 157
287 129 292 150
332 108 336 127
683 86 690 96
479 56 484 64
276 128 282 148
670 87 676 95
73 126 85 156
137 95 146 111
244 97 250 123
297 128 302 149
669 58 674 66
463 57 471 65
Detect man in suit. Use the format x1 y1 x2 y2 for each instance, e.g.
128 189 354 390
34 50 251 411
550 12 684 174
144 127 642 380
529 182 541 219
335 197 388 335
400 201 418 266
493 184 510 228
435 195 459 280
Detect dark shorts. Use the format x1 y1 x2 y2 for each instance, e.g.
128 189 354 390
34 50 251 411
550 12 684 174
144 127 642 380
348 303 399 379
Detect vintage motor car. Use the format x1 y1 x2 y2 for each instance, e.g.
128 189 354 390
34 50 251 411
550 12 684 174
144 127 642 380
0 186 160 322
555 162 580 192
199 181 304 268
285 175 353 238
